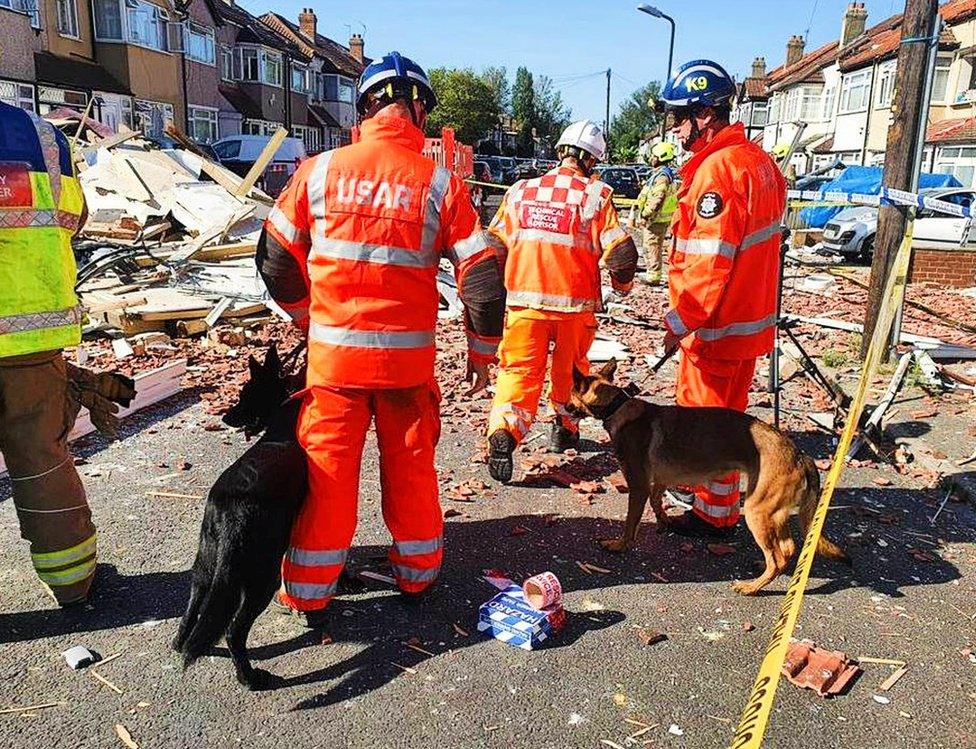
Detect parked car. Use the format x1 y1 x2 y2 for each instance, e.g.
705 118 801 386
822 187 975 261
473 160 492 184
596 166 641 199
478 155 506 183
497 156 518 184
211 135 307 197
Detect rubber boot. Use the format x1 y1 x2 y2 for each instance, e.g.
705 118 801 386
547 423 579 454
487 430 515 483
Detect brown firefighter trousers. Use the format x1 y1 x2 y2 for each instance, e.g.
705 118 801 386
0 350 96 605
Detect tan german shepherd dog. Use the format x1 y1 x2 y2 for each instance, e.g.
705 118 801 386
568 360 849 595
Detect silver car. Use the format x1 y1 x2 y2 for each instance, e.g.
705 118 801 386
822 187 975 261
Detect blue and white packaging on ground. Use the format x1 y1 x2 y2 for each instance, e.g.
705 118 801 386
478 572 566 650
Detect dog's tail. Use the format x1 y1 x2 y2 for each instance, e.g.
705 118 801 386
798 454 851 565
180 554 240 668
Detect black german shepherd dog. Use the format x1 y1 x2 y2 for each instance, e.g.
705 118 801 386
173 343 307 690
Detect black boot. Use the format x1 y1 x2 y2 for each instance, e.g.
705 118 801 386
487 430 515 483
547 423 579 454
668 510 738 540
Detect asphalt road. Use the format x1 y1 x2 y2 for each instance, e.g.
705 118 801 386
1 379 975 748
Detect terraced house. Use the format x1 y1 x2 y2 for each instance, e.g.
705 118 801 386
0 0 364 149
739 0 976 188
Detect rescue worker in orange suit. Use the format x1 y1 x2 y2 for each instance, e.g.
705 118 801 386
257 52 506 618
656 60 786 539
483 120 638 483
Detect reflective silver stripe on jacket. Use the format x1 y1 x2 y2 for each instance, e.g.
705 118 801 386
283 580 338 600
309 321 435 350
696 313 777 342
392 565 440 583
311 236 438 269
394 537 443 556
739 220 782 253
467 334 499 357
600 225 628 248
0 306 81 336
693 498 739 518
447 232 491 264
307 149 335 221
582 181 605 219
674 237 736 259
509 228 577 247
268 205 309 245
506 290 595 310
664 308 689 336
420 166 451 253
707 480 740 496
286 547 348 566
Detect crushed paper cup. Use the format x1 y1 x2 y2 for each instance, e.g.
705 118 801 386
522 571 562 610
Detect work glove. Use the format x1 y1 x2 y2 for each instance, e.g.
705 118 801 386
65 362 137 438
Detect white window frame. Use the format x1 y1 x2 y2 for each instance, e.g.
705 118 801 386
322 74 354 105
184 21 215 66
259 49 282 87
931 55 953 104
875 60 896 108
768 92 781 124
234 46 259 81
934 146 976 189
220 44 233 81
0 0 40 27
839 69 872 114
0 79 36 112
241 118 282 136
751 100 768 127
37 85 88 114
293 124 321 153
291 64 309 94
93 0 123 41
821 85 836 121
954 54 976 105
56 0 79 38
188 105 219 143
94 0 171 52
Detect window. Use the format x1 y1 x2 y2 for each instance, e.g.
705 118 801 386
93 0 123 40
220 45 232 80
185 21 215 65
260 50 282 86
56 0 78 37
125 0 168 51
781 86 820 122
322 74 354 104
0 0 40 27
839 69 871 113
291 65 309 94
242 119 281 136
0 80 35 112
821 85 836 120
134 98 174 139
293 124 321 152
37 86 87 115
875 61 896 108
768 92 781 124
751 101 768 127
931 55 952 103
934 146 976 189
956 55 976 104
188 106 218 143
235 46 259 81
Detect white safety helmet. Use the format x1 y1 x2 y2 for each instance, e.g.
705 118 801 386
556 120 607 162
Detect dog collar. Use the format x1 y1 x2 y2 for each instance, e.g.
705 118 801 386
600 390 633 421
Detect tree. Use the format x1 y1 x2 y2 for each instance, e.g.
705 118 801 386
425 67 501 145
512 67 536 157
533 75 572 155
481 66 510 115
609 81 662 163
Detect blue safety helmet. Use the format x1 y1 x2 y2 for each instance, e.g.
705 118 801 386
356 51 437 116
657 59 736 110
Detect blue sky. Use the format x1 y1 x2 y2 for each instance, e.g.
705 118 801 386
242 0 907 123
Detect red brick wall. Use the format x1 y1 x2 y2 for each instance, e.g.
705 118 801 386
909 249 976 288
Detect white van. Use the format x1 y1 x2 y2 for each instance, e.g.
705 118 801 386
212 135 308 197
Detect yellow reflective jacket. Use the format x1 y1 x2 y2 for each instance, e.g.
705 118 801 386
0 103 84 357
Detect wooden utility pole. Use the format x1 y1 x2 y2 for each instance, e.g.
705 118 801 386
861 0 939 359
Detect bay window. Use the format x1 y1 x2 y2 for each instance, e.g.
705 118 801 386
875 60 896 108
260 50 282 86
322 74 354 104
839 69 871 113
291 65 309 94
185 21 215 65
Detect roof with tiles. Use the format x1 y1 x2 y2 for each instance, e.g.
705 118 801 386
262 13 365 78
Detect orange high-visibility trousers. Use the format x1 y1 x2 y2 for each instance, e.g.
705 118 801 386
279 381 443 612
488 308 597 443
675 353 757 528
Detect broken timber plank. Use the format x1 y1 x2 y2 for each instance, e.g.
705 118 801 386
235 127 287 197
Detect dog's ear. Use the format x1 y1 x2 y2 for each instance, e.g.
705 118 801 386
598 359 618 380
264 343 281 372
248 354 261 378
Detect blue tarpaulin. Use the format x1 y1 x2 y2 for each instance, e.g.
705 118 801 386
798 166 962 228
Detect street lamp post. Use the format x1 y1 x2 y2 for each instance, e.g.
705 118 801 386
637 4 675 85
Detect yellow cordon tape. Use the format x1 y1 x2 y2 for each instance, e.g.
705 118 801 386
729 221 914 749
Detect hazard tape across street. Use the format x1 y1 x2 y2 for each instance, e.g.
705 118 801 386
728 222 915 749
787 186 974 218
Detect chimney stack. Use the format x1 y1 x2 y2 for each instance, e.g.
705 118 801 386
786 35 805 67
298 8 317 41
349 32 364 64
840 2 868 46
750 57 767 79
